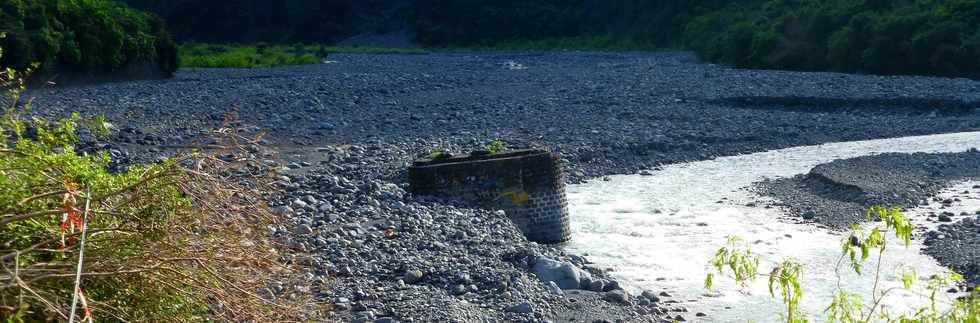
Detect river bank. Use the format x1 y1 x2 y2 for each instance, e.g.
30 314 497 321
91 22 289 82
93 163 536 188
28 51 980 322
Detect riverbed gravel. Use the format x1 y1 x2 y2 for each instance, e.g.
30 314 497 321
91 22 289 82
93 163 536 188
27 51 980 321
757 150 980 228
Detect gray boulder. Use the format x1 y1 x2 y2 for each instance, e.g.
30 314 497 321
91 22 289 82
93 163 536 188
603 289 631 304
641 290 661 303
545 281 563 296
532 257 592 290
588 280 605 292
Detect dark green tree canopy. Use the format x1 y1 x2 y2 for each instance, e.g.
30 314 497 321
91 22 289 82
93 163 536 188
121 0 363 43
0 0 178 76
411 0 980 77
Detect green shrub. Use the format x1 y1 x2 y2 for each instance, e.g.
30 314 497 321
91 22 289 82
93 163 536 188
0 0 178 76
0 36 317 322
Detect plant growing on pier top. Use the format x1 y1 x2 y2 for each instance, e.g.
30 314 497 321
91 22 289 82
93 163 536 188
428 150 451 160
487 139 506 154
706 206 979 322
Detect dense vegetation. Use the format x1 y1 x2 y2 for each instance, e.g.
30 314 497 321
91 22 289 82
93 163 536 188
407 0 733 48
0 38 316 321
685 0 980 76
410 0 980 77
0 0 178 77
121 0 365 43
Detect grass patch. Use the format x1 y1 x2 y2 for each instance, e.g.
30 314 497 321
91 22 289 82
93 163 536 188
180 43 319 68
180 43 427 68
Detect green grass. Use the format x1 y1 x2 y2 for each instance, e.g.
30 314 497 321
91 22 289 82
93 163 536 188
179 43 428 68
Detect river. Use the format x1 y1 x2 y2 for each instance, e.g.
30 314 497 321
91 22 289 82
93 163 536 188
565 131 980 322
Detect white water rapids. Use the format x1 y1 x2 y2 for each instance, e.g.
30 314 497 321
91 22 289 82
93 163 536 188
564 131 980 322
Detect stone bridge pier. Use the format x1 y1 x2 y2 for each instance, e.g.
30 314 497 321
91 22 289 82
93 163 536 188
408 149 571 243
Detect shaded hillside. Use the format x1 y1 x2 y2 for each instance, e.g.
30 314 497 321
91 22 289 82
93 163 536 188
120 0 408 43
109 1 980 77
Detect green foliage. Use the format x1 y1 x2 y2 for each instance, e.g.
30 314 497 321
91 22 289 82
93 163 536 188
707 205 980 322
409 0 587 47
705 236 760 290
180 43 318 68
0 0 178 76
487 139 506 154
683 0 980 76
1 46 199 320
410 0 980 76
769 259 807 323
408 1 739 49
180 43 426 68
121 0 361 44
841 206 914 274
1 41 315 321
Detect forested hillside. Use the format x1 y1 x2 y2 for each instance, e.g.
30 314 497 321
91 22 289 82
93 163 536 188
684 0 980 76
0 0 178 77
120 0 391 43
409 0 980 77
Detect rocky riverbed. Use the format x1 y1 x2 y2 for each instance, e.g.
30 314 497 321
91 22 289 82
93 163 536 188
28 51 980 322
757 150 980 229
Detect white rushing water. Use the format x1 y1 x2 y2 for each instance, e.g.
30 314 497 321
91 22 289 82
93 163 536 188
564 131 980 322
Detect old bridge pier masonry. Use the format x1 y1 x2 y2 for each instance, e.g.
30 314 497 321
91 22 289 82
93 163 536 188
408 149 572 244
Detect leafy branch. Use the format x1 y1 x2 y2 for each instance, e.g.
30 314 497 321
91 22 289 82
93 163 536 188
706 206 979 323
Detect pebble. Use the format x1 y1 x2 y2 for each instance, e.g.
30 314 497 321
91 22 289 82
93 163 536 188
603 289 631 304
296 224 314 235
404 270 424 284
452 284 467 295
